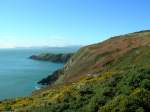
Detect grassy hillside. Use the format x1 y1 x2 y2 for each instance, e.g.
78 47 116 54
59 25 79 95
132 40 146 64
56 30 150 84
0 30 150 112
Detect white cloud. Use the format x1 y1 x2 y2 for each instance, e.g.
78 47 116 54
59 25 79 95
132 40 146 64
22 35 74 47
0 35 76 48
0 35 16 48
0 43 15 48
47 36 71 47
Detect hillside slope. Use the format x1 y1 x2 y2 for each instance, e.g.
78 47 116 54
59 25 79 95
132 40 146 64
43 30 150 85
0 30 150 112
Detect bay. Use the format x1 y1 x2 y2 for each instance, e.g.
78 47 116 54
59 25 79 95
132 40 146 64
0 47 78 100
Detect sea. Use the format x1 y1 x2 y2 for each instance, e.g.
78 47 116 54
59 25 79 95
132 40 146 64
0 47 79 100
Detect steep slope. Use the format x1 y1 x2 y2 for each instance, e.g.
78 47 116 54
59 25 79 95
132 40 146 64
0 45 150 112
0 30 150 112
53 30 150 84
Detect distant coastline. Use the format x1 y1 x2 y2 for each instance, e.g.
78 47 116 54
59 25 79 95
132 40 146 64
30 53 73 63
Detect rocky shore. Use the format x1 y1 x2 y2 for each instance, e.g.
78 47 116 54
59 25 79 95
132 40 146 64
30 53 74 85
38 69 63 85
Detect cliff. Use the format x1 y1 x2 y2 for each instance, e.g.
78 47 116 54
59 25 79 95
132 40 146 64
41 30 150 85
0 30 150 112
38 69 64 85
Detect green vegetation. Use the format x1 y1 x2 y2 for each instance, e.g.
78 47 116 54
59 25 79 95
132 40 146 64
0 46 150 112
30 53 73 63
0 30 150 112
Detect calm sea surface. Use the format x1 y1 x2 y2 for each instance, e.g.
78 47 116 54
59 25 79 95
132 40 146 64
0 47 78 100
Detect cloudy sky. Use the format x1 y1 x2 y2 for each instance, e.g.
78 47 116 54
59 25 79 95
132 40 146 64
0 0 149 48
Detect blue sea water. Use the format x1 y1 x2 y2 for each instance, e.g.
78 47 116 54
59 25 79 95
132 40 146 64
0 47 78 100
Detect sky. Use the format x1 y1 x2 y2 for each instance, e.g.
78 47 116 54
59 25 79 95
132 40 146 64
0 0 149 48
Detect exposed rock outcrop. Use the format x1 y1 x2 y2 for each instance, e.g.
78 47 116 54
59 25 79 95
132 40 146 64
38 69 63 85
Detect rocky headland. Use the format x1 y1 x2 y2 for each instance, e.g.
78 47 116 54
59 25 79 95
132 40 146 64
30 53 73 63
